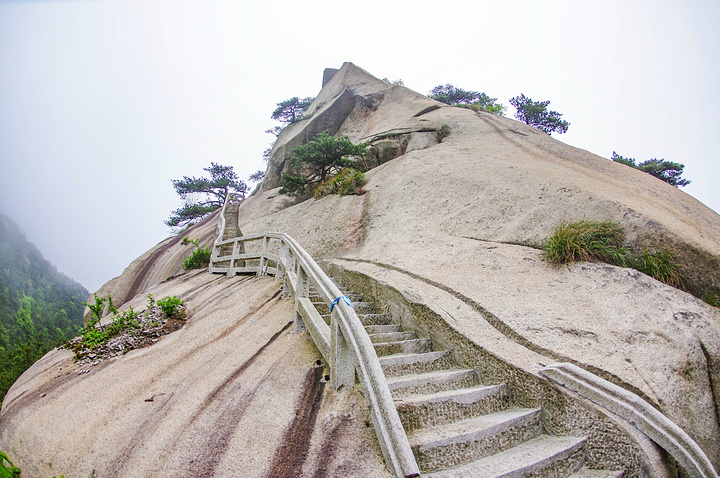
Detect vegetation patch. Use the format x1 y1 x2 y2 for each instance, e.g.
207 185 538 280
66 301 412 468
280 130 369 197
64 293 186 364
435 124 451 143
543 220 683 289
0 451 20 478
181 237 211 270
314 168 367 198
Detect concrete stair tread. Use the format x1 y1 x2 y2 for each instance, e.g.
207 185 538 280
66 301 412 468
369 331 418 343
374 337 433 356
409 408 541 449
365 324 403 334
395 383 506 407
379 350 453 376
423 434 587 478
374 337 431 347
387 369 479 395
357 313 390 325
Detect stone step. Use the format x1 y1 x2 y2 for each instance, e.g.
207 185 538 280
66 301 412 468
388 369 480 398
380 351 455 377
424 434 587 478
395 384 510 432
410 408 542 472
358 313 390 326
374 338 433 357
365 324 403 335
369 331 418 344
310 298 371 315
568 468 625 478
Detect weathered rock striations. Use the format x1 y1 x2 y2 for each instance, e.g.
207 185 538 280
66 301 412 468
2 62 720 476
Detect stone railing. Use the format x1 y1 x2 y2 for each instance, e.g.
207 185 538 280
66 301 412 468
209 231 420 478
540 363 718 478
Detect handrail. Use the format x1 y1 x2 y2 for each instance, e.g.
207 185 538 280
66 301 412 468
540 363 718 478
209 218 420 477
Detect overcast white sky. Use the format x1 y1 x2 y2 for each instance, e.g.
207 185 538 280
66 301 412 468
1 0 718 292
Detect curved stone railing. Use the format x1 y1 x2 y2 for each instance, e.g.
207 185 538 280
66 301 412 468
540 363 718 478
209 231 420 476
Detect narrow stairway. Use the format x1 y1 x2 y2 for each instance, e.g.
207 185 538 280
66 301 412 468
311 280 624 478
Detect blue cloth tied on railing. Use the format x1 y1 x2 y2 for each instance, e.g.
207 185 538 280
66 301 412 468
330 295 352 312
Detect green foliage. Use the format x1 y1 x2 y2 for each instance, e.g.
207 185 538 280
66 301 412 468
249 170 265 183
509 94 569 135
382 78 404 86
181 237 211 270
634 249 683 289
157 296 186 318
543 220 683 289
0 451 20 478
703 293 719 307
271 96 315 125
66 294 185 360
435 124 451 143
429 84 506 115
543 221 628 265
280 131 369 196
0 214 87 401
83 293 117 327
314 168 367 197
611 152 691 188
166 163 249 231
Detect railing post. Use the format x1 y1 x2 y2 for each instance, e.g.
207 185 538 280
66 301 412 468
258 235 268 276
276 241 287 283
293 266 308 332
228 240 240 277
331 312 355 392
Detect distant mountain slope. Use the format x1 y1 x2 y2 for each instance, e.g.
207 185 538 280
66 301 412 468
0 214 87 399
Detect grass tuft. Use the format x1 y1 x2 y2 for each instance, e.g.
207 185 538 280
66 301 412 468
543 220 683 291
543 220 627 264
314 168 367 198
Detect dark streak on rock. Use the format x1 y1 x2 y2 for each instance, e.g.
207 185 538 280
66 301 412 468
193 317 291 420
106 288 285 477
123 211 219 304
310 415 352 478
183 320 293 477
266 365 326 478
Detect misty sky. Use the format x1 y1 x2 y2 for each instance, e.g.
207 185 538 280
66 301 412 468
1 0 718 292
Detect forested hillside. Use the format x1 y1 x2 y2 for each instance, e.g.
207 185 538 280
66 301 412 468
0 214 87 400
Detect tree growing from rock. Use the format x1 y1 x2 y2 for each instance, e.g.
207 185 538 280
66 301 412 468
611 152 691 187
280 131 368 196
271 96 315 125
509 94 569 135
429 84 506 115
166 163 248 230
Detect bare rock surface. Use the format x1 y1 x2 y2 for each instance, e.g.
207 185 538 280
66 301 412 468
0 272 388 477
3 62 720 474
239 63 720 467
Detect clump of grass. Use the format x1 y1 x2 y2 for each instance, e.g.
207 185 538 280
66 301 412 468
543 220 682 290
634 249 683 289
543 220 629 264
314 168 367 198
435 124 451 143
703 293 719 307
181 237 211 270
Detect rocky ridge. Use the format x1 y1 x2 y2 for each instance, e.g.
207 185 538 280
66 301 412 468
1 62 719 476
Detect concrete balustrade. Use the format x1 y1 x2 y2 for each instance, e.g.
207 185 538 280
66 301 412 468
209 205 420 478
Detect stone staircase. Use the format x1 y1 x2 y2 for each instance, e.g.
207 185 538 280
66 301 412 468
311 281 624 478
